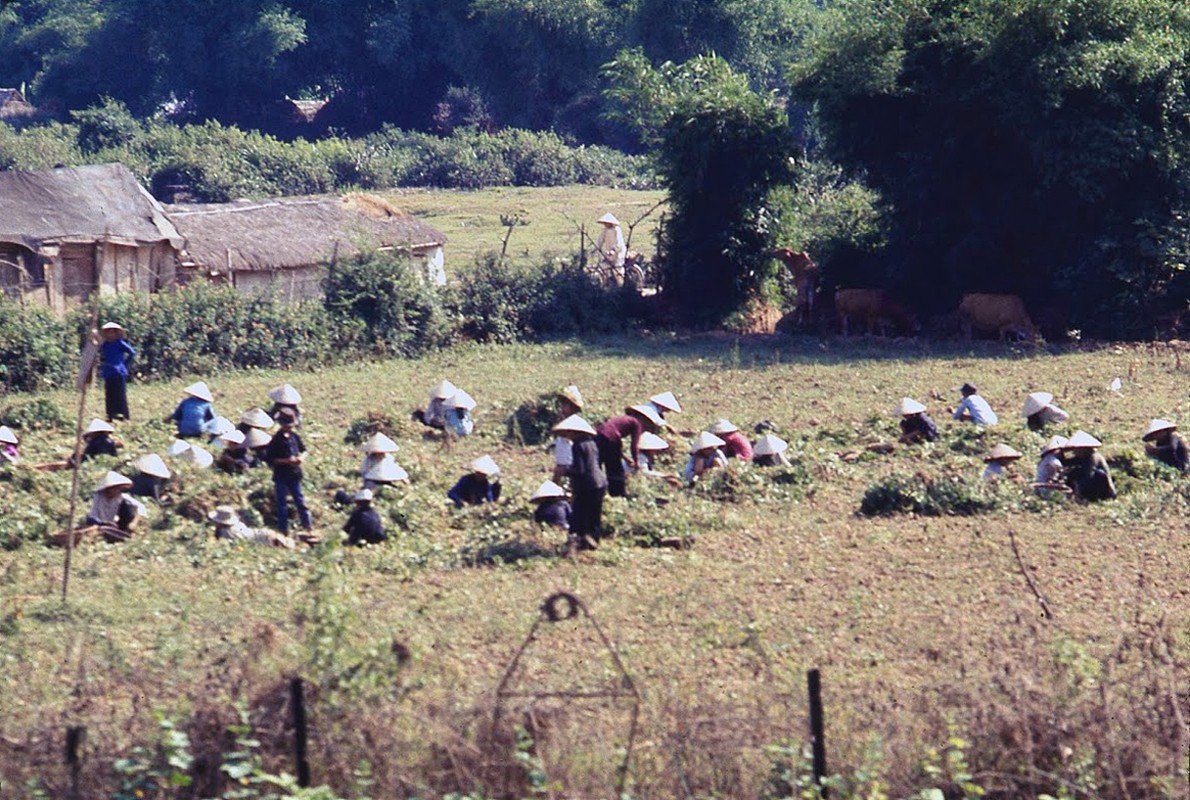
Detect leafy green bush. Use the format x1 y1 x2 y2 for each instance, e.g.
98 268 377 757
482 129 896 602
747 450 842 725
0 397 71 431
0 121 83 171
0 299 73 393
505 395 557 446
859 473 1000 516
71 97 144 154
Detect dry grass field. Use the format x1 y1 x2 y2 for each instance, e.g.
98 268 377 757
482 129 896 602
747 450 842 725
0 334 1187 798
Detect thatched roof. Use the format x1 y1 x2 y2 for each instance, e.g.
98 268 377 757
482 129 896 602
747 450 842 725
0 88 35 118
0 163 181 250
166 194 446 272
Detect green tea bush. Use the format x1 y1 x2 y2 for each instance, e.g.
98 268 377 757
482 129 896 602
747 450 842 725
0 299 73 393
0 397 71 431
859 473 1000 517
505 395 558 446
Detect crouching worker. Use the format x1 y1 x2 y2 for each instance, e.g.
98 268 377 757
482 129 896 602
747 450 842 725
85 471 146 542
208 506 295 548
529 480 572 530
1064 431 1116 501
0 426 19 465
897 398 939 443
413 380 456 429
752 434 791 467
554 415 606 552
1142 419 1188 472
709 419 752 460
1033 436 1070 496
343 489 386 546
684 432 728 484
982 443 1023 482
169 382 216 439
66 419 123 468
216 430 255 474
448 456 502 506
129 454 172 502
445 390 476 437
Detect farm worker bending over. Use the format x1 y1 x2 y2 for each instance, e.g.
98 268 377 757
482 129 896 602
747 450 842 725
646 391 682 429
981 443 1022 482
343 489 387 546
68 419 122 467
85 471 146 537
595 212 626 284
953 383 998 426
554 415 607 552
529 480 572 531
1142 419 1188 472
596 404 664 497
709 419 752 460
1063 431 1116 501
897 398 939 443
98 322 135 422
169 382 216 438
413 380 456 429
448 456 502 507
684 432 728 483
1023 392 1069 432
265 409 313 534
129 454 171 502
752 434 791 467
445 390 476 437
208 506 295 548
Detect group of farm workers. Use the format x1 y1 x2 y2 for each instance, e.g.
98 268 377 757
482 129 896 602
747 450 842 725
895 382 1186 501
3 320 1183 552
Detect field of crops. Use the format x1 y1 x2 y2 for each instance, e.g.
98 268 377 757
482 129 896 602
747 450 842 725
0 334 1187 798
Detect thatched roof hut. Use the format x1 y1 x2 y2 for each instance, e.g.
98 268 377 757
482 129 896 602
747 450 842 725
0 88 35 120
166 194 447 300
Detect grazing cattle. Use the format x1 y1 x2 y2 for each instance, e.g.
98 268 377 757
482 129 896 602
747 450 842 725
773 248 818 324
834 288 919 336
957 293 1037 342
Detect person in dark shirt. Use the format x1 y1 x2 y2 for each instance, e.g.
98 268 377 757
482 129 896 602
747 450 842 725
243 427 272 468
595 404 663 497
1064 431 1116 501
68 419 122 467
265 410 311 534
529 480 572 530
129 453 171 502
556 415 608 551
1143 419 1188 472
216 430 255 474
447 456 502 506
897 398 939 443
98 322 135 421
343 489 386 546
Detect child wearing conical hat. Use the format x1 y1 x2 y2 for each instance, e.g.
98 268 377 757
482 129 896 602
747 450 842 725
552 385 585 482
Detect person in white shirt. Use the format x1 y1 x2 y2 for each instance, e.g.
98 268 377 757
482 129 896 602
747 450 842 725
552 385 584 481
981 443 1022 481
85 471 147 536
594 213 626 284
1033 436 1068 494
953 383 998 426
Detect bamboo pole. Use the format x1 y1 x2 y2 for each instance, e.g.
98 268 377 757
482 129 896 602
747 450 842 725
61 296 101 602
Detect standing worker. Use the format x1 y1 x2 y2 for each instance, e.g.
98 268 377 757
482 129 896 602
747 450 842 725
265 409 313 535
594 212 626 285
98 322 135 422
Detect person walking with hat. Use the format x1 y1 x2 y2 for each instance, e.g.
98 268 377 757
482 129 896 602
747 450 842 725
413 380 456 429
129 454 172 501
554 415 606 551
343 489 386 546
953 383 998 426
897 398 939 443
1063 431 1116 501
596 404 663 497
1023 392 1070 432
594 212 626 285
85 471 146 538
752 434 791 467
208 506 295 548
982 443 1023 482
529 481 573 531
265 409 312 534
268 384 302 427
1142 419 1188 472
552 385 585 481
448 456 502 507
169 382 216 439
0 426 20 465
709 419 752 460
684 432 728 483
98 322 135 422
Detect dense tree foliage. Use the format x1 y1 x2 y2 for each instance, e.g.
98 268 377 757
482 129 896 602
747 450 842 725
792 0 1190 337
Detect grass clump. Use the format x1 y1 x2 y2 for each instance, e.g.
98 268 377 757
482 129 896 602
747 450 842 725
859 473 1000 517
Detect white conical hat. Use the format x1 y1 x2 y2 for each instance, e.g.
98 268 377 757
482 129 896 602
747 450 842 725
0 425 18 445
896 397 927 416
639 432 669 451
628 404 665 429
220 429 247 447
183 381 213 402
553 414 597 436
690 431 726 453
557 385 584 409
207 506 239 525
179 443 213 468
649 391 682 413
1041 435 1069 454
239 407 274 429
1066 430 1102 449
364 458 408 483
430 380 457 400
100 321 125 332
353 488 374 502
753 434 788 457
1023 391 1054 416
268 383 302 404
243 428 273 448
448 389 476 410
84 418 115 436
529 480 566 501
708 418 738 435
597 212 620 225
132 453 171 479
468 455 500 476
360 432 400 454
1142 418 1177 441
983 443 1023 463
166 440 192 457
95 470 132 491
204 416 234 437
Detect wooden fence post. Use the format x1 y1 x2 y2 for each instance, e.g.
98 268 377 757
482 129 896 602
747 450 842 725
290 678 310 788
807 668 827 796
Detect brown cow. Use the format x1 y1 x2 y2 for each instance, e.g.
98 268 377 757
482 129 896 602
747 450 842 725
957 293 1037 342
773 248 818 324
834 289 919 336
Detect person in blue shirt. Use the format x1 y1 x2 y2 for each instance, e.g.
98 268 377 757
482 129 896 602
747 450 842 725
953 383 998 426
168 382 216 438
98 322 135 421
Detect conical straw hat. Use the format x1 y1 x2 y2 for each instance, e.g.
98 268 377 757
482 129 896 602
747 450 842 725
553 414 597 436
690 431 727 453
239 408 274 429
220 429 247 447
268 383 302 404
95 471 132 491
753 434 788 457
896 398 927 416
100 321 125 332
352 488 374 502
1023 392 1054 416
166 440 192 457
984 443 1023 463
468 455 500 476
628 404 664 429
529 480 566 502
597 212 620 225
179 444 213 468
132 453 171 479
84 418 115 436
204 416 234 437
207 506 238 525
449 389 476 410
360 432 400 454
1041 435 1068 454
1142 418 1176 441
183 381 213 402
0 425 18 445
243 428 272 448
649 391 682 413
1066 431 1102 449
557 385 584 409
430 380 457 400
639 432 669 451
708 418 738 435
364 458 408 483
